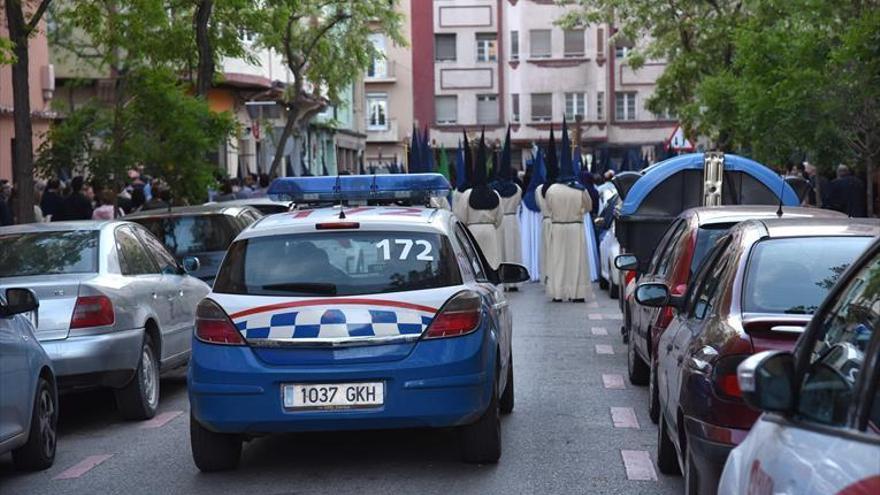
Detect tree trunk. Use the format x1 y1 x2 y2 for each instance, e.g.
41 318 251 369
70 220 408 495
5 0 36 224
268 106 298 178
194 0 214 98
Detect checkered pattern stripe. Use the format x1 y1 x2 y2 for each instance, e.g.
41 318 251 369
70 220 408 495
234 306 435 340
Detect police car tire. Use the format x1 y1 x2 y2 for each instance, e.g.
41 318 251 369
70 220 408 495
115 335 159 420
499 355 514 414
627 333 649 386
460 375 501 463
657 415 681 475
190 414 242 472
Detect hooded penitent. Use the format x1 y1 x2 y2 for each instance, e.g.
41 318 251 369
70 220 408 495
458 130 472 193
468 129 500 210
523 148 546 212
542 126 559 197
492 126 518 198
557 118 585 190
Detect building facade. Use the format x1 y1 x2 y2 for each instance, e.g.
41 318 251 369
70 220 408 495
0 19 55 181
409 0 678 170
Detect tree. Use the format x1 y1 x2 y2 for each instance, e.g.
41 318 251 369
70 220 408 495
3 0 52 224
256 0 404 177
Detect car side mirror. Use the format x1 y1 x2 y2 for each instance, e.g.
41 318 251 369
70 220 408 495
1 288 39 317
182 256 201 274
614 254 639 271
497 263 530 284
737 351 795 413
634 283 669 308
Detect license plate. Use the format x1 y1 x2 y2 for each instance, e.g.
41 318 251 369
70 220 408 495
282 382 384 410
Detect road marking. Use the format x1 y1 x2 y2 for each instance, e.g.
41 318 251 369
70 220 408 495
611 407 640 428
595 344 614 355
587 313 602 320
587 302 600 308
140 410 183 429
621 450 658 481
602 374 626 389
604 313 622 320
54 454 113 480
591 327 608 336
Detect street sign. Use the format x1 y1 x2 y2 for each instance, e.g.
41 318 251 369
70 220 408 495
665 125 694 152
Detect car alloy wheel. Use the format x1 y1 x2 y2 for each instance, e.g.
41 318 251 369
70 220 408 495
38 387 57 459
141 346 159 410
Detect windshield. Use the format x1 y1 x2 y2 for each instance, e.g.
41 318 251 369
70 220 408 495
743 236 872 314
214 231 462 296
0 231 99 277
690 223 733 277
131 215 239 256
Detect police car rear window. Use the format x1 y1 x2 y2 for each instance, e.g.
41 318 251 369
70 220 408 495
214 231 462 296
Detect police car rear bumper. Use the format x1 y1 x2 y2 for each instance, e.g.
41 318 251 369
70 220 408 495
187 328 496 434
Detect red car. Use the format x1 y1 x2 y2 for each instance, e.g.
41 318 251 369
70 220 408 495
617 206 843 423
635 217 879 495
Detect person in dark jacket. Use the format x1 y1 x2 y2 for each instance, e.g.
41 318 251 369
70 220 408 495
829 165 867 217
58 176 94 221
40 178 64 221
0 196 12 226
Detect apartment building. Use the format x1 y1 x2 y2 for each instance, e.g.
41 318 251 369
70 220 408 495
409 0 677 169
364 0 415 170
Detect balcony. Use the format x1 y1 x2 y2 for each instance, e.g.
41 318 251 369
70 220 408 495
365 60 396 83
366 118 399 143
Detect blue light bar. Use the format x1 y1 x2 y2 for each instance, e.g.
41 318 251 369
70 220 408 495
267 174 451 203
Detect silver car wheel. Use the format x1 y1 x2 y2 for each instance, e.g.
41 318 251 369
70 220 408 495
141 348 159 409
38 388 56 458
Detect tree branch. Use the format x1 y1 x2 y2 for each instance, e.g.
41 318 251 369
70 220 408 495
298 11 351 71
25 0 53 34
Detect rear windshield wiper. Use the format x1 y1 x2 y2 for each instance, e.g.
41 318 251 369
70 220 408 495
260 282 338 295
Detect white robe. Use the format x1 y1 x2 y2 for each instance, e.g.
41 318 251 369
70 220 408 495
430 196 451 210
452 190 468 220
497 185 523 265
461 189 504 269
519 205 543 282
536 189 552 285
545 183 592 300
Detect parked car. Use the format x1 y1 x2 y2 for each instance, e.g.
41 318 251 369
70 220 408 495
127 205 262 284
617 206 844 423
635 217 879 495
0 288 58 470
0 221 211 420
204 197 292 215
597 193 622 297
718 236 880 495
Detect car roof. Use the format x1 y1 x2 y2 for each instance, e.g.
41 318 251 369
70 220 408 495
0 220 120 233
125 204 256 219
204 198 290 207
241 206 453 240
754 217 880 238
682 205 845 226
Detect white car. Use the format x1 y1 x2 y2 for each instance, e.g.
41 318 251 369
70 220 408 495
597 192 622 298
718 237 880 495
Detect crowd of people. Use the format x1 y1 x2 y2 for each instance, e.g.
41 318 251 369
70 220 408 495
787 162 869 217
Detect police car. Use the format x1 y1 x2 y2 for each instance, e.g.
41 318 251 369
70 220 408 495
717 236 880 495
187 174 529 471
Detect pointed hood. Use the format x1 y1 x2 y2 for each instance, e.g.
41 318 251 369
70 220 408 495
542 126 559 197
493 126 517 197
468 128 500 210
459 130 472 192
523 148 546 212
473 129 488 186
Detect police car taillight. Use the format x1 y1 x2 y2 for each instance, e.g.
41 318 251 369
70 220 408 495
195 299 245 345
424 291 481 339
315 222 360 230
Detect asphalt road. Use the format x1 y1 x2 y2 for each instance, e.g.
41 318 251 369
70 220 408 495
0 283 684 494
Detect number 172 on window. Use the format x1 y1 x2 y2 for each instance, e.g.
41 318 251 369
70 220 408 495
375 239 434 261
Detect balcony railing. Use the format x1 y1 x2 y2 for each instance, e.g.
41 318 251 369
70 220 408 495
366 60 396 83
366 118 399 142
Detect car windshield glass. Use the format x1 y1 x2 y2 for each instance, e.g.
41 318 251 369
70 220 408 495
743 236 872 314
689 223 733 277
0 231 99 277
131 215 238 256
214 231 462 296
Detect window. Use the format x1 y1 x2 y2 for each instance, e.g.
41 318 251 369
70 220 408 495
477 94 499 125
647 220 685 277
799 255 880 428
596 28 605 58
615 45 632 59
596 91 605 120
510 30 519 60
366 93 388 130
689 224 735 278
435 95 457 124
690 238 732 320
0 231 99 276
654 108 676 121
214 231 462 296
129 214 241 256
615 92 637 121
563 30 585 57
115 227 158 276
367 33 387 78
529 29 551 58
476 33 497 62
435 33 456 61
511 93 520 123
531 93 552 122
743 237 871 315
565 92 586 121
454 223 487 282
134 227 178 275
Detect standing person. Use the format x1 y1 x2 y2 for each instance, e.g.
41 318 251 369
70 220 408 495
59 176 94 221
545 121 592 302
32 189 45 222
40 178 64 221
537 127 560 285
143 188 172 211
829 164 868 217
461 132 504 269
92 190 123 220
519 148 545 282
452 132 472 221
804 162 831 208
493 127 522 289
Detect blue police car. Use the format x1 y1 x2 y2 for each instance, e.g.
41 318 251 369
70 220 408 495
188 174 529 471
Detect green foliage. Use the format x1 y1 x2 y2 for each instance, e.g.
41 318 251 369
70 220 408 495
36 68 234 203
0 37 15 64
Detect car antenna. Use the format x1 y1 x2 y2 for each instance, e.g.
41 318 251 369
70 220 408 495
335 173 346 219
776 178 785 218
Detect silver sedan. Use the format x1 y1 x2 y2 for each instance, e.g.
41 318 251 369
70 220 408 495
0 221 210 420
